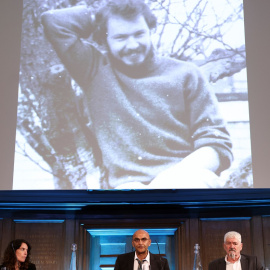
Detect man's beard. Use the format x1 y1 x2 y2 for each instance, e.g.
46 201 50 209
229 248 237 260
108 45 155 77
120 46 145 61
229 252 236 260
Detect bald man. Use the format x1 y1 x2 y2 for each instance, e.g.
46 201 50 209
114 229 170 270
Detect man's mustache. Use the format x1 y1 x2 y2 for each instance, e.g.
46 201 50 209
229 248 236 252
122 48 144 56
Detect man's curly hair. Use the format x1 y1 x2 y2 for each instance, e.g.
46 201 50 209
92 0 157 45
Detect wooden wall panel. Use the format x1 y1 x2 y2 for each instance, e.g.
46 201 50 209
251 216 264 266
174 224 182 270
200 218 252 270
0 218 14 260
0 219 2 256
262 216 270 268
14 221 66 270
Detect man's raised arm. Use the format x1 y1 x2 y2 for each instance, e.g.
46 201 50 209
41 6 99 87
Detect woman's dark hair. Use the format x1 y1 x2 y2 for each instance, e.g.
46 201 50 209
1 239 32 270
93 0 157 45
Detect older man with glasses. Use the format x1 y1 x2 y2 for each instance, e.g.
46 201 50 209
114 229 170 270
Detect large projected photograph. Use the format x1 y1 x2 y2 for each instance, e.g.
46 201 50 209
13 0 250 190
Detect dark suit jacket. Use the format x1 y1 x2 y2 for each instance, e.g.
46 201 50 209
114 251 170 270
208 254 264 270
0 263 36 269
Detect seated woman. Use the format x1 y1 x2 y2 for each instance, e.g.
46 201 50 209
0 239 36 270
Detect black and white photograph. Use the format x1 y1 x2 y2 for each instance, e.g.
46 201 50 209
13 0 250 190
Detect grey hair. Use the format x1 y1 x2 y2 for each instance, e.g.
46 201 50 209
224 231 242 243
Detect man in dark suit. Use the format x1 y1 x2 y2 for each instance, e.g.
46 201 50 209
208 231 264 270
114 229 170 270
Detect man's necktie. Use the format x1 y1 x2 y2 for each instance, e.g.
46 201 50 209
136 258 146 270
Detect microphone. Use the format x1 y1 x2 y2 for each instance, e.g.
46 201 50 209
155 240 161 255
229 251 236 260
229 248 236 260
155 240 164 270
12 242 19 268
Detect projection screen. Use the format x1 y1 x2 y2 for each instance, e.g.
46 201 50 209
1 0 270 190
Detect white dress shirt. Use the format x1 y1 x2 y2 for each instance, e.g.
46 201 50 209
225 255 242 270
134 251 150 270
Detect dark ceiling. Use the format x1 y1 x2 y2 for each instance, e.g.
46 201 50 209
0 189 270 220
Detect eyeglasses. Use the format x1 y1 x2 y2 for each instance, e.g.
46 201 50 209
133 238 149 243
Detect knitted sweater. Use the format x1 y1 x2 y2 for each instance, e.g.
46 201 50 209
41 6 233 188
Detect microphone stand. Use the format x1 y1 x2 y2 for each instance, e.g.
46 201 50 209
155 240 164 270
